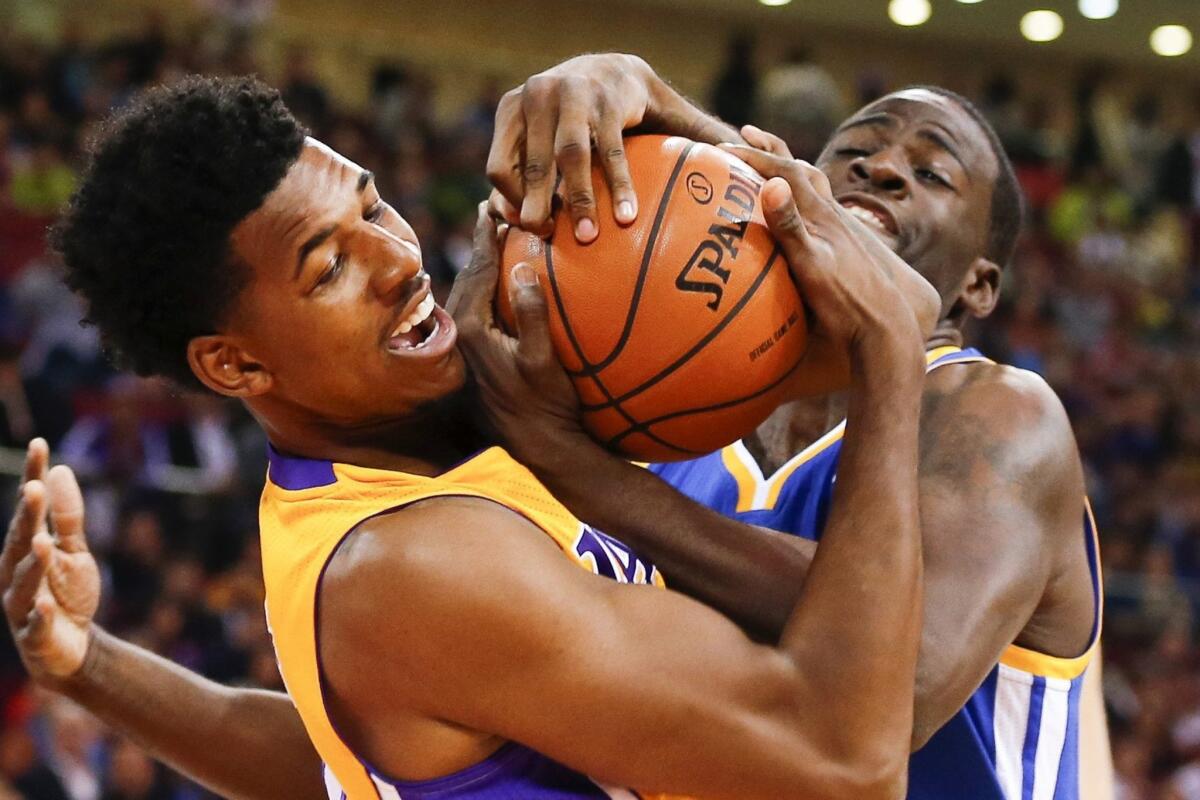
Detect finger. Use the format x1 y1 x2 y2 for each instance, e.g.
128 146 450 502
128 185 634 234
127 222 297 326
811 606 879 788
507 263 556 371
795 160 835 203
46 466 87 555
761 177 815 258
594 121 636 225
486 89 525 211
487 190 521 227
24 590 57 652
1 481 47 589
741 124 793 159
519 79 559 237
719 143 795 180
21 438 48 486
554 87 598 244
724 145 833 226
4 533 51 625
445 206 501 325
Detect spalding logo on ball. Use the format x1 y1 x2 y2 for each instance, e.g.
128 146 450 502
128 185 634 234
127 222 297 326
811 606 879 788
498 135 807 462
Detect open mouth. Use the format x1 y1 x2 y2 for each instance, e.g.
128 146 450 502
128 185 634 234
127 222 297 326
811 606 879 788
387 291 441 351
839 198 900 241
384 281 441 350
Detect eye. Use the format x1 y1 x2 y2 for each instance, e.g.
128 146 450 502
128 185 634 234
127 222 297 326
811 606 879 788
364 202 386 223
316 253 345 288
835 147 871 158
915 168 951 188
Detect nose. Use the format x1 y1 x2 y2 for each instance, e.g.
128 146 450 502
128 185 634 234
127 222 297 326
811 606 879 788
850 148 909 197
364 226 422 302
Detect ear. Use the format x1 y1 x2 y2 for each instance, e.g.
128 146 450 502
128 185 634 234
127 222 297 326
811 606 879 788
186 335 273 398
955 257 1002 320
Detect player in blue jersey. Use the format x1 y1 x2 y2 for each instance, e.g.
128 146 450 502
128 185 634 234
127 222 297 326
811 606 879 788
2 54 1110 799
474 59 1111 800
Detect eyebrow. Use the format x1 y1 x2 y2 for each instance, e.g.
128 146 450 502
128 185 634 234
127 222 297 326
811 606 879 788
292 170 376 281
916 128 971 181
833 112 897 136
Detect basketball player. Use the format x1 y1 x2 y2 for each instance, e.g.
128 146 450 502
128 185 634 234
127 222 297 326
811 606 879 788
3 56 1111 799
1 72 938 799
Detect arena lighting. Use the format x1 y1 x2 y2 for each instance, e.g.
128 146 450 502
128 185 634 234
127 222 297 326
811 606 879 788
1150 24 1192 56
1078 0 1117 20
758 0 793 6
889 0 932 27
1021 10 1064 42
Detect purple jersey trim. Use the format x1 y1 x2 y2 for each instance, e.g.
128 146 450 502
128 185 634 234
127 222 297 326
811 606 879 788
266 444 337 490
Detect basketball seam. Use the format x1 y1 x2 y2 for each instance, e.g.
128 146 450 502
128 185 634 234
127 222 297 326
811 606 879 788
543 233 698 457
567 141 696 377
603 353 804 451
579 245 787 413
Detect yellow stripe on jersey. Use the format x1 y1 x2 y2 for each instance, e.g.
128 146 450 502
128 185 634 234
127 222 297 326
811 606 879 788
722 346 991 513
1000 499 1104 680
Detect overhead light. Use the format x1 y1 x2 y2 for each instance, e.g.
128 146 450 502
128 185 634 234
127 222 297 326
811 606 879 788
889 0 932 27
1150 24 1192 57
956 0 985 4
1078 0 1117 19
1021 10 1064 42
759 0 793 6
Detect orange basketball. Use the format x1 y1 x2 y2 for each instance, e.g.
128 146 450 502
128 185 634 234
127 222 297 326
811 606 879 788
498 135 807 462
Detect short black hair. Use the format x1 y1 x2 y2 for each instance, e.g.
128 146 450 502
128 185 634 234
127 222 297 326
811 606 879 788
51 75 307 386
902 85 1024 268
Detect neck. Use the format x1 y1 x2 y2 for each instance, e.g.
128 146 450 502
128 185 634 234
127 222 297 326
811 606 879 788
743 395 847 475
923 319 966 352
744 320 970 473
250 389 492 476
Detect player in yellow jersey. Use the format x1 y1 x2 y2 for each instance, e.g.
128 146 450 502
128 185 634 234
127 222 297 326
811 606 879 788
1 60 939 799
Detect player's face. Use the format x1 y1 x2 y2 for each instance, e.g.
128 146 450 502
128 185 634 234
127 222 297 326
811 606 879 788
225 138 466 423
815 90 999 303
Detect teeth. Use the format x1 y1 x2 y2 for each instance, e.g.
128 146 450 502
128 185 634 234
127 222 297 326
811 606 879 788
844 205 892 232
393 294 436 338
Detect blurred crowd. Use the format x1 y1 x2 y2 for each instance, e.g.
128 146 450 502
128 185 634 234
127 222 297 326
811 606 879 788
0 8 1197 800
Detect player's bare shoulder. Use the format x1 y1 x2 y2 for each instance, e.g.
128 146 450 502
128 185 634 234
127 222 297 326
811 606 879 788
920 360 1083 516
324 495 556 596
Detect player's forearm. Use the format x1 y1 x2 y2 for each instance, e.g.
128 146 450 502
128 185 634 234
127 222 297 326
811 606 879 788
525 437 812 640
779 331 925 778
59 627 324 800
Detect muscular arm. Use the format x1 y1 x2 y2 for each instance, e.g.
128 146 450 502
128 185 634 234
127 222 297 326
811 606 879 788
321 327 925 799
0 451 323 800
61 630 324 800
518 363 1092 750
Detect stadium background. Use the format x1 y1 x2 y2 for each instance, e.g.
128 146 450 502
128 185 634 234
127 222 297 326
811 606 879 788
0 0 1197 797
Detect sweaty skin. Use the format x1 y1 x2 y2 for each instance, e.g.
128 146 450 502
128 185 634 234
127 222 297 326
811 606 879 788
2 56 1111 798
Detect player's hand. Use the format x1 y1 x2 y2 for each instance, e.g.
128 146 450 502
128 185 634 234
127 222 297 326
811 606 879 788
719 145 935 376
2 441 101 685
448 206 582 452
488 53 741 243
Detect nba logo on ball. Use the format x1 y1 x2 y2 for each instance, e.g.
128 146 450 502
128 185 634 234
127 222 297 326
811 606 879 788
499 135 808 462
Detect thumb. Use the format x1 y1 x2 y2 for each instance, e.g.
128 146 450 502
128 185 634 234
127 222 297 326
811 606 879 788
762 177 814 260
508 263 556 371
46 466 87 555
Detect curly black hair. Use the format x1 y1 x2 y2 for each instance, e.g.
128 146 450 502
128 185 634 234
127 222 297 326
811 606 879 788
51 75 307 387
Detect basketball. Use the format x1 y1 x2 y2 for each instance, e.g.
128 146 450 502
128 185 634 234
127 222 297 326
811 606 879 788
498 135 807 462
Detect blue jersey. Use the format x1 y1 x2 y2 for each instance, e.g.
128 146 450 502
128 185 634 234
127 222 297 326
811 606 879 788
650 346 1103 800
